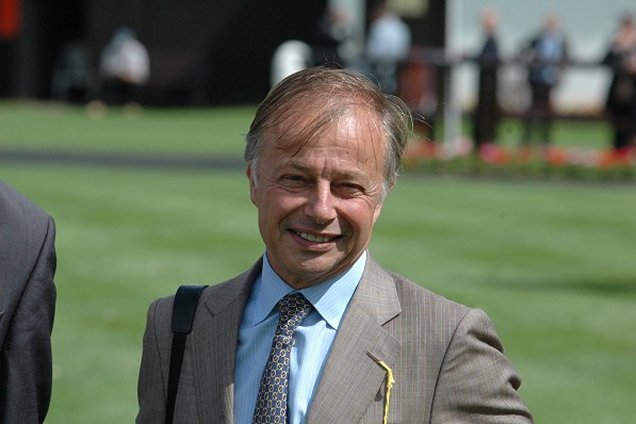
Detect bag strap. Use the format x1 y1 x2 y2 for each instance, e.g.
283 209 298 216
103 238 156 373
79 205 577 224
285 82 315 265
166 285 208 424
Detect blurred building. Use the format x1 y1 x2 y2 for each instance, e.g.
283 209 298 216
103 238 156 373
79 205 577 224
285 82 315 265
1 0 445 106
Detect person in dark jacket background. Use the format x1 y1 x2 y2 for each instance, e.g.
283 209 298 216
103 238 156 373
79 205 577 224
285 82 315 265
472 7 501 152
603 14 636 155
520 15 568 148
0 181 57 423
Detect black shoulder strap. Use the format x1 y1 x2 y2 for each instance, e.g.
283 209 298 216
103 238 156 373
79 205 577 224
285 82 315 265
166 285 208 424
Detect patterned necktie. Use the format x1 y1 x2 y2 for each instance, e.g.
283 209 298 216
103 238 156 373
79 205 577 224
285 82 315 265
253 292 313 424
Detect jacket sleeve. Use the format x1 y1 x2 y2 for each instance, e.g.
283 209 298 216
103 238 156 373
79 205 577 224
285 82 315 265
136 299 170 423
430 308 534 423
0 217 57 424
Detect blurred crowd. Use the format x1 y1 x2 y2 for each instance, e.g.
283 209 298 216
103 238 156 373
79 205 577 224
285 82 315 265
466 9 636 162
44 3 636 160
272 5 636 162
51 27 149 116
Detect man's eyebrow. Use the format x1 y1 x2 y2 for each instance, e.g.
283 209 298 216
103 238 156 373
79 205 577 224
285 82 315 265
283 160 368 181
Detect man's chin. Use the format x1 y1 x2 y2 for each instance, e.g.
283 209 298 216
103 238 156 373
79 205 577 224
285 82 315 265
279 255 347 288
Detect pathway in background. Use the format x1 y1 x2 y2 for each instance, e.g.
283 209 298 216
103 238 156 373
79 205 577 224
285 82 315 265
0 148 244 171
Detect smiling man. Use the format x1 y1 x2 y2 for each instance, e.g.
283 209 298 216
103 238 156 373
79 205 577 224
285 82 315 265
136 67 533 424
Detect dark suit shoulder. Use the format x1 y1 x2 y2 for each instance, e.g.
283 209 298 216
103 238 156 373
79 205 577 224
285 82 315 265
0 181 50 232
0 181 55 299
0 183 56 423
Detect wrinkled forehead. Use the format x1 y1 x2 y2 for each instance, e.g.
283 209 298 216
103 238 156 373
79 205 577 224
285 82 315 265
262 97 386 158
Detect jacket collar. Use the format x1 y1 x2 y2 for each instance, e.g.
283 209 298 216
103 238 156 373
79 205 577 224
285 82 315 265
190 255 402 424
307 256 402 423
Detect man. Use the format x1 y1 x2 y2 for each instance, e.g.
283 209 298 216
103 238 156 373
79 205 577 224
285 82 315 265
603 14 636 155
365 0 411 95
137 67 533 423
520 15 568 148
99 27 150 106
472 7 501 152
0 182 57 423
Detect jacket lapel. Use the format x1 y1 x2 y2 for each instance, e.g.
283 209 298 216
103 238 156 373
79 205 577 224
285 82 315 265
307 257 401 423
191 260 262 424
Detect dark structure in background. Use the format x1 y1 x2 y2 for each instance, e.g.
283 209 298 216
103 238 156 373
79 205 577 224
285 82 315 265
3 0 445 106
0 0 20 97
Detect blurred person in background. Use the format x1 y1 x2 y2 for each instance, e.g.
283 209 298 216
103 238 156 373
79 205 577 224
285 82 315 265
471 7 501 155
365 0 411 95
99 27 150 108
271 40 314 87
0 182 57 423
136 67 532 424
308 5 352 67
272 5 353 87
50 40 92 104
603 14 636 157
519 15 568 151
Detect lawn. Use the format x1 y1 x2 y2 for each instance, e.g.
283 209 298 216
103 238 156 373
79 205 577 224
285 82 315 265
0 100 615 155
1 102 635 423
0 101 254 156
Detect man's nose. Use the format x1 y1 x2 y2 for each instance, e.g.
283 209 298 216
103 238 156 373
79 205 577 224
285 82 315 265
304 182 337 224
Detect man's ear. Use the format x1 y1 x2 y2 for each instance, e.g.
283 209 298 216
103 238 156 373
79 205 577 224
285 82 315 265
373 202 384 223
373 182 393 222
246 165 258 206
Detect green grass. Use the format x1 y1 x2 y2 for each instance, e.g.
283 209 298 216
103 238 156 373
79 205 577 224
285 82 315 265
0 101 254 155
1 165 262 423
1 102 635 423
423 116 613 150
494 118 613 149
1 164 634 424
1 101 614 156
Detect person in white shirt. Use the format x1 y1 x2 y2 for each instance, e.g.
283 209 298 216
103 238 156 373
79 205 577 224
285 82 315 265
99 27 150 106
365 0 411 94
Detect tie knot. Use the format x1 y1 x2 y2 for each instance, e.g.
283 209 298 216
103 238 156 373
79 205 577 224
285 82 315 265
277 293 313 332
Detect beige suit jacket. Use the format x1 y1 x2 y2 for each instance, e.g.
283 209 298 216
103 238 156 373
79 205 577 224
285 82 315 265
137 256 533 423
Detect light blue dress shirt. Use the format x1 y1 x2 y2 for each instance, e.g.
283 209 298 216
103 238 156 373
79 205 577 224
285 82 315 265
233 252 366 424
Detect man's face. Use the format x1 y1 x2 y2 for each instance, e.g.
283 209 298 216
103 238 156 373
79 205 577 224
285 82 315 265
247 106 387 288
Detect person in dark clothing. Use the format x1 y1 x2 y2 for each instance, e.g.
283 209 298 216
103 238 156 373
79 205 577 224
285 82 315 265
602 15 636 154
308 7 351 67
365 0 411 95
520 15 568 148
472 7 501 152
0 182 57 424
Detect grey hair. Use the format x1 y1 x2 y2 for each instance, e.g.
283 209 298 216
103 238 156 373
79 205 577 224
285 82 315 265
244 67 412 195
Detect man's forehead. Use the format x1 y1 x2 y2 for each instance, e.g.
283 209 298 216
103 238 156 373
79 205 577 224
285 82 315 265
260 121 386 180
280 157 373 178
267 102 382 141
264 117 383 160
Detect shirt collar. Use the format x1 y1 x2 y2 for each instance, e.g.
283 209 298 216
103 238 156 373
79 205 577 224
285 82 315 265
249 252 367 330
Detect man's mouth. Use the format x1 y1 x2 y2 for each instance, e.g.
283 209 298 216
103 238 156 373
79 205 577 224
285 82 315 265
295 231 336 243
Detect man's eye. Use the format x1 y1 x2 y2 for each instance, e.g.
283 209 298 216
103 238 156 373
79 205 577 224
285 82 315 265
279 175 307 187
335 183 364 197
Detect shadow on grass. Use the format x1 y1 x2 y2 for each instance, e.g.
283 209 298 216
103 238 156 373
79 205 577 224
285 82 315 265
483 277 636 296
0 148 244 170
